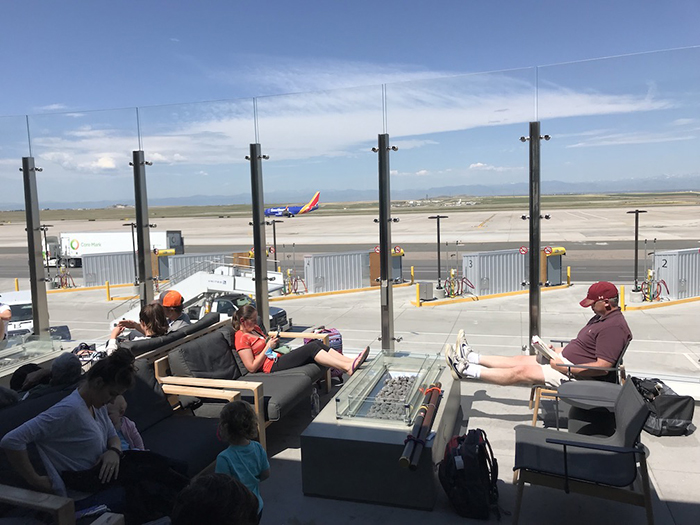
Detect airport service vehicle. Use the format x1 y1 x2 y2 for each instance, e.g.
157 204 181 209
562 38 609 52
43 230 184 268
187 292 292 333
264 191 320 218
0 290 71 342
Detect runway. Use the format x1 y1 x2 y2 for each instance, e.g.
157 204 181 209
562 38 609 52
1 205 699 286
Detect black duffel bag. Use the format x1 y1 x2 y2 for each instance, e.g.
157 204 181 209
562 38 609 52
631 377 696 437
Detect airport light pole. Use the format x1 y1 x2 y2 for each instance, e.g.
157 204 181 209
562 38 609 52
429 215 448 289
266 220 283 270
627 209 647 292
123 222 139 286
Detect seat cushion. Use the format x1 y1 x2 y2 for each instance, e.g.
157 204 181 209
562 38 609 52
124 360 174 432
121 330 186 357
169 329 241 380
267 363 326 384
245 373 313 422
513 424 639 487
178 312 221 336
139 414 226 477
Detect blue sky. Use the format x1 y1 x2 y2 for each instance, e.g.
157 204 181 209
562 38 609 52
1 1 699 206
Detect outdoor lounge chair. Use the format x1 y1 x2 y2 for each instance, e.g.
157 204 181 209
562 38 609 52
513 380 654 524
530 338 630 427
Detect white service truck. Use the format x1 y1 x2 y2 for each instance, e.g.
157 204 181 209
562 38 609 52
43 230 184 268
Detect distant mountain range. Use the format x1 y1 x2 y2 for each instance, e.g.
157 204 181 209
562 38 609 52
2 174 699 211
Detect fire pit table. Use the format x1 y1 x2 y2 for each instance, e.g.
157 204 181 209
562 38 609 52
301 352 461 509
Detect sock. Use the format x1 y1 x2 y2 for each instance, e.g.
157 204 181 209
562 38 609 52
467 352 480 365
465 364 482 379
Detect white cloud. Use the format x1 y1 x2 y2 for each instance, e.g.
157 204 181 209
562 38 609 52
670 118 696 126
170 38 180 43
92 156 116 169
567 131 696 148
469 162 523 172
391 139 438 150
34 103 68 112
415 169 429 176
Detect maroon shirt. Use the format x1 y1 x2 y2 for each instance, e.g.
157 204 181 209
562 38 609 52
562 309 632 365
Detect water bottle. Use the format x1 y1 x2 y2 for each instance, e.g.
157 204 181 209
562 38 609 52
310 386 320 418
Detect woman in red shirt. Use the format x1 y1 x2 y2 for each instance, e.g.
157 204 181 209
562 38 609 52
233 305 368 375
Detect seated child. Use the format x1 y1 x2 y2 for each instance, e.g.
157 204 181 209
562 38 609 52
215 401 270 521
107 394 145 451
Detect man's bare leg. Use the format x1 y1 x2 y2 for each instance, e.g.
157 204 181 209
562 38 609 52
478 354 539 369
477 364 546 386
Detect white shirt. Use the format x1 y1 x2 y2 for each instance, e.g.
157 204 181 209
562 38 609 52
0 303 10 340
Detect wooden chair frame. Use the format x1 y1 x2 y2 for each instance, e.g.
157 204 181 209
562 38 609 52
530 338 629 427
154 330 332 451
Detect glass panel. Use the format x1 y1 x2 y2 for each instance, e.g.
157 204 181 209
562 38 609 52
385 68 537 351
255 85 384 302
0 116 32 291
116 100 257 322
538 48 700 379
27 108 140 212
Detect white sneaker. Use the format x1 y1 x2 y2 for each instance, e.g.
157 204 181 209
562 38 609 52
444 343 466 379
456 329 474 361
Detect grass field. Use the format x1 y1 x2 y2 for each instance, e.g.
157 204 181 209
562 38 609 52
1 191 698 223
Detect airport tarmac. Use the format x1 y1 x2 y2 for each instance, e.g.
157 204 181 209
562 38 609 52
2 252 700 523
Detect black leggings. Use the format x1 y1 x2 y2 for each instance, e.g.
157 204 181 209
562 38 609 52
270 340 331 372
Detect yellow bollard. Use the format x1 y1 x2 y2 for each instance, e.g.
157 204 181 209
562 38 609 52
14 278 19 291
567 266 571 286
410 266 415 285
278 265 281 273
416 282 421 307
620 285 626 311
106 281 111 301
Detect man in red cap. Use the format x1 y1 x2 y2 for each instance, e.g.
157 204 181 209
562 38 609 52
445 281 632 387
159 290 191 332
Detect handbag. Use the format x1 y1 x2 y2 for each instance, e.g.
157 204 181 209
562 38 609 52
631 377 696 436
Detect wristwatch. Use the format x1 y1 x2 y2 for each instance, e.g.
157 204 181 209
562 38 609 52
107 446 123 457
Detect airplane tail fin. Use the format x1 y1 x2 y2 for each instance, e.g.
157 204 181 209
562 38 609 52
299 191 320 214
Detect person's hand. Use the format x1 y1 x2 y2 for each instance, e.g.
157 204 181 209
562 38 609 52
30 475 53 493
110 325 126 339
118 319 140 330
267 336 279 350
98 449 120 483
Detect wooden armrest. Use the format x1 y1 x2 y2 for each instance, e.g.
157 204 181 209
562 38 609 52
154 355 169 383
161 384 241 402
273 331 330 345
0 483 75 524
159 375 264 394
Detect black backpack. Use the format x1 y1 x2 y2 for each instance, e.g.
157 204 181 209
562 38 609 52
438 429 500 519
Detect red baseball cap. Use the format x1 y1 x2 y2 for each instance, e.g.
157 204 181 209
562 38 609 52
580 281 618 307
159 290 183 308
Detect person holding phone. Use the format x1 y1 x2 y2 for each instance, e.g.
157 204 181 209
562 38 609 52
232 305 368 375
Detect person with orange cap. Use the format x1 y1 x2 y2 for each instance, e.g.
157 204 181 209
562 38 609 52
158 290 191 332
445 281 632 387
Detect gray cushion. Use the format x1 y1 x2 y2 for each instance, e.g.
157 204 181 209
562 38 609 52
169 329 241 380
123 360 174 432
121 330 186 356
244 373 313 421
178 312 221 336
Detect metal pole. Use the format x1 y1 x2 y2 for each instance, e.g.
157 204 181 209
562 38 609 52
528 122 541 354
377 134 395 355
429 215 448 289
627 209 647 291
131 151 154 307
248 144 270 332
21 157 50 339
123 222 139 286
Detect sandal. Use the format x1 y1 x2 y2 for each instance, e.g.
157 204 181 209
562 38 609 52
357 346 370 368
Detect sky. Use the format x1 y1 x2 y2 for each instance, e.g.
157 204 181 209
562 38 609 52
1 1 699 207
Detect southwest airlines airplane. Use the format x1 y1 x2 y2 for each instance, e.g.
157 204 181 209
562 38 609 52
264 191 320 217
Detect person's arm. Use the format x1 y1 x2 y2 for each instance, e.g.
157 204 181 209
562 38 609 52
258 441 270 482
550 357 614 377
236 331 276 373
0 306 10 340
96 435 122 484
259 468 270 482
3 449 53 492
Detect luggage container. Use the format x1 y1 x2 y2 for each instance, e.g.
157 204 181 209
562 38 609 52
461 249 527 296
653 248 700 301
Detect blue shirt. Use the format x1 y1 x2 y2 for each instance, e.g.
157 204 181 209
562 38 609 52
1 388 116 496
215 441 269 513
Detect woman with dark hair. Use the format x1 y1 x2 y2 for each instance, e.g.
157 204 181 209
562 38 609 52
1 348 137 495
106 302 169 355
233 305 369 375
